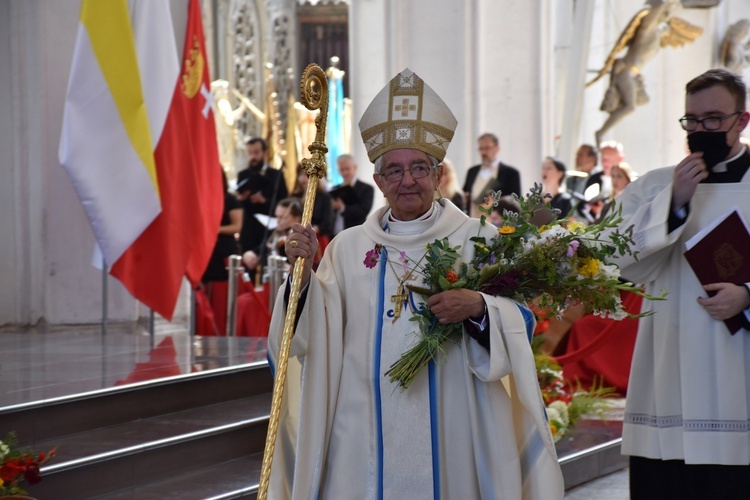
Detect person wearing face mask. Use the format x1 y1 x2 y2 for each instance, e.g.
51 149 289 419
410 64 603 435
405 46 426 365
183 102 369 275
605 68 750 499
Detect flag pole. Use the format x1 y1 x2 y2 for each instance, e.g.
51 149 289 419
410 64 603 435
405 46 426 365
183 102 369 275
257 64 328 500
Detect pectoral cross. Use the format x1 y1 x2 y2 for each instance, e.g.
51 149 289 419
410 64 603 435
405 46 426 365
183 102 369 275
391 284 408 320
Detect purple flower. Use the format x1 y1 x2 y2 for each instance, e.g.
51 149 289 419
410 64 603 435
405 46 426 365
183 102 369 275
480 269 524 297
566 240 580 258
399 251 409 273
364 244 383 269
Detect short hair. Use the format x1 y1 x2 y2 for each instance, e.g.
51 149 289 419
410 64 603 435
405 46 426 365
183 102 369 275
277 197 302 218
686 68 747 112
245 136 268 151
337 154 355 164
494 195 520 216
599 140 624 154
478 133 499 146
579 144 598 160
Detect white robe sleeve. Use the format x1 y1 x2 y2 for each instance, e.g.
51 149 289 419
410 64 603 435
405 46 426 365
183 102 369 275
462 294 521 381
609 170 687 284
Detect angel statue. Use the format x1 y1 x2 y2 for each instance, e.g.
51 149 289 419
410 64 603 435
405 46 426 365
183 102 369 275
210 79 266 175
587 0 702 146
720 19 750 74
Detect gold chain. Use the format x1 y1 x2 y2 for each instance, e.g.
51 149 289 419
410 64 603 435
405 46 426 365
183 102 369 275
384 248 427 321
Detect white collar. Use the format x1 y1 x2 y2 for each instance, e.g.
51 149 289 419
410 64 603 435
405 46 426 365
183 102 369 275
712 145 747 173
382 202 441 235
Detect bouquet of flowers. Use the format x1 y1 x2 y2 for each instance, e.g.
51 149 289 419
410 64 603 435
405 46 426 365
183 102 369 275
532 336 614 442
379 184 666 389
0 432 55 495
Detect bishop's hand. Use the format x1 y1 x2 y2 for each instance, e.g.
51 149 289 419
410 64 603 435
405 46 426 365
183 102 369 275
285 223 318 287
427 289 486 324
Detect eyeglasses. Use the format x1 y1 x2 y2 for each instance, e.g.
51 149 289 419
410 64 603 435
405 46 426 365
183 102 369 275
377 163 438 183
678 111 741 131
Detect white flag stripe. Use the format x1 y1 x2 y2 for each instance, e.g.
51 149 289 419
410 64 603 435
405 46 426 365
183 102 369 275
59 23 161 267
131 0 179 148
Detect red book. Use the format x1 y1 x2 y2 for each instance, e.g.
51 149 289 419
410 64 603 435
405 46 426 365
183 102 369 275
684 209 750 334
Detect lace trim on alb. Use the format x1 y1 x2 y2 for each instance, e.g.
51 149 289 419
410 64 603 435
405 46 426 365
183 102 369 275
625 413 750 432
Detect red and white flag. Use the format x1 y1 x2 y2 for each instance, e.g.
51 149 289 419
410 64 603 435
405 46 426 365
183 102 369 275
110 0 223 319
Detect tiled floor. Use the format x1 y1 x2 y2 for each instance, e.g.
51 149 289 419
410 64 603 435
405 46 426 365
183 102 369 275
0 322 267 408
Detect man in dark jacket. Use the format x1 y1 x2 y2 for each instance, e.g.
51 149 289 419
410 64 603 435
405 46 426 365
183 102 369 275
331 154 375 234
462 133 521 217
237 137 288 253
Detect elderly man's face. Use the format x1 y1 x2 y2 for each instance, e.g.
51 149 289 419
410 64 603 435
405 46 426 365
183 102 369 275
600 146 623 174
373 149 442 221
337 157 357 184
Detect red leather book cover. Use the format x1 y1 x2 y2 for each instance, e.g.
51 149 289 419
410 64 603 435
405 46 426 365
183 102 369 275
684 210 750 334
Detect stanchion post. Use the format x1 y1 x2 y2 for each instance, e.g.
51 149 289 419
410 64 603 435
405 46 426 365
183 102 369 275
226 254 242 337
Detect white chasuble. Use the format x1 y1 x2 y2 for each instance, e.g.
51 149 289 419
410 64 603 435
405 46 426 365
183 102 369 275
267 200 563 499
611 166 750 465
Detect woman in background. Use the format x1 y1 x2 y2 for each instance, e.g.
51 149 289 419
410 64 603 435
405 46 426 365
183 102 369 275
197 171 243 335
541 156 573 216
598 161 637 220
437 158 465 212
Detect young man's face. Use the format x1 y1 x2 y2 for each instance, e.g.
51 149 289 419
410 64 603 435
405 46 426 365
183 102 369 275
245 142 265 168
685 85 749 160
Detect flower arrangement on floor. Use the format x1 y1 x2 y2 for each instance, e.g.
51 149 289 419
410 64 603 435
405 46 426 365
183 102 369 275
532 335 614 442
0 432 55 496
369 184 666 389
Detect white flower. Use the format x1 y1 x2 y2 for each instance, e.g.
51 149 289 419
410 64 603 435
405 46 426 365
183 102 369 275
0 442 9 459
549 400 570 427
599 263 621 280
546 406 561 424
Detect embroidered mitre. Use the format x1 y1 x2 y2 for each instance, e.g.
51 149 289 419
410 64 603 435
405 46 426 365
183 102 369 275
358 68 457 163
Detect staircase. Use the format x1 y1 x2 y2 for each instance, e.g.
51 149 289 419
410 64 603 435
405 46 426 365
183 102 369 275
0 331 626 498
0 361 273 499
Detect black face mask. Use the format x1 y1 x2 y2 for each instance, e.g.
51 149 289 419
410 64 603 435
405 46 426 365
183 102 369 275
687 131 732 169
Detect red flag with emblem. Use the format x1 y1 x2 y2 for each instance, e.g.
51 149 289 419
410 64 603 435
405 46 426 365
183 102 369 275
111 0 223 320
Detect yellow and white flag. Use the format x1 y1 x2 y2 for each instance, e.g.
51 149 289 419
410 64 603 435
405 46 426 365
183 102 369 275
59 0 178 268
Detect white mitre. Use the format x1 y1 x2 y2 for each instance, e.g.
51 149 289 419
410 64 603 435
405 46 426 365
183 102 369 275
358 68 458 163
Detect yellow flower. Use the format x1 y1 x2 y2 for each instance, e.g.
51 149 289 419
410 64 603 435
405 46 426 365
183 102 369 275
567 221 586 233
537 224 552 233
498 225 516 235
579 257 601 278
549 422 558 436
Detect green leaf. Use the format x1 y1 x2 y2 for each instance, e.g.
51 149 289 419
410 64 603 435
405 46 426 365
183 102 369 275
438 275 452 290
406 284 434 296
452 278 467 289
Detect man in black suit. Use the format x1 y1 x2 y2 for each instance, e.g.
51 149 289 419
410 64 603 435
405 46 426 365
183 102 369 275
462 133 521 217
237 137 288 254
331 154 375 235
